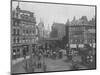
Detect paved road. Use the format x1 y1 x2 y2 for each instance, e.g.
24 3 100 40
11 56 87 73
45 58 72 71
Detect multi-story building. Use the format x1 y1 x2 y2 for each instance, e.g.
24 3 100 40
66 16 96 48
11 4 38 58
50 22 66 40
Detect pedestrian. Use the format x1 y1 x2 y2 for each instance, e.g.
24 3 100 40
43 62 47 72
23 49 26 59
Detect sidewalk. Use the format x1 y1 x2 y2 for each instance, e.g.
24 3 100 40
12 56 30 65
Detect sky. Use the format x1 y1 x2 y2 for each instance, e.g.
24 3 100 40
12 1 95 30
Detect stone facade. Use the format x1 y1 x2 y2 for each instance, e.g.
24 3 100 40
11 5 38 58
66 16 96 48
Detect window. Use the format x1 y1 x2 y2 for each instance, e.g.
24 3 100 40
13 49 16 53
33 30 35 34
13 29 20 35
17 29 20 35
17 37 20 43
32 39 34 43
26 30 28 34
14 20 19 26
93 40 95 43
28 30 31 34
23 38 25 43
70 40 73 43
13 37 16 43
15 21 18 26
13 29 16 35
13 37 20 44
23 30 26 35
17 48 20 52
23 39 25 43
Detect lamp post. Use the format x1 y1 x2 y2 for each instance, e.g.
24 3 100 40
43 27 46 71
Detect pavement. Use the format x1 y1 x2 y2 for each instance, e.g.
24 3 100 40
12 56 30 65
11 60 26 73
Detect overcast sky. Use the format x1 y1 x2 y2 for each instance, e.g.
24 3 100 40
12 1 95 30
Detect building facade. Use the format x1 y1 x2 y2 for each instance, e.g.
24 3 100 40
66 16 96 48
50 22 66 40
11 5 38 58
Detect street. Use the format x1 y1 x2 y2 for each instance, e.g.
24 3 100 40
11 1 96 74
11 55 87 73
